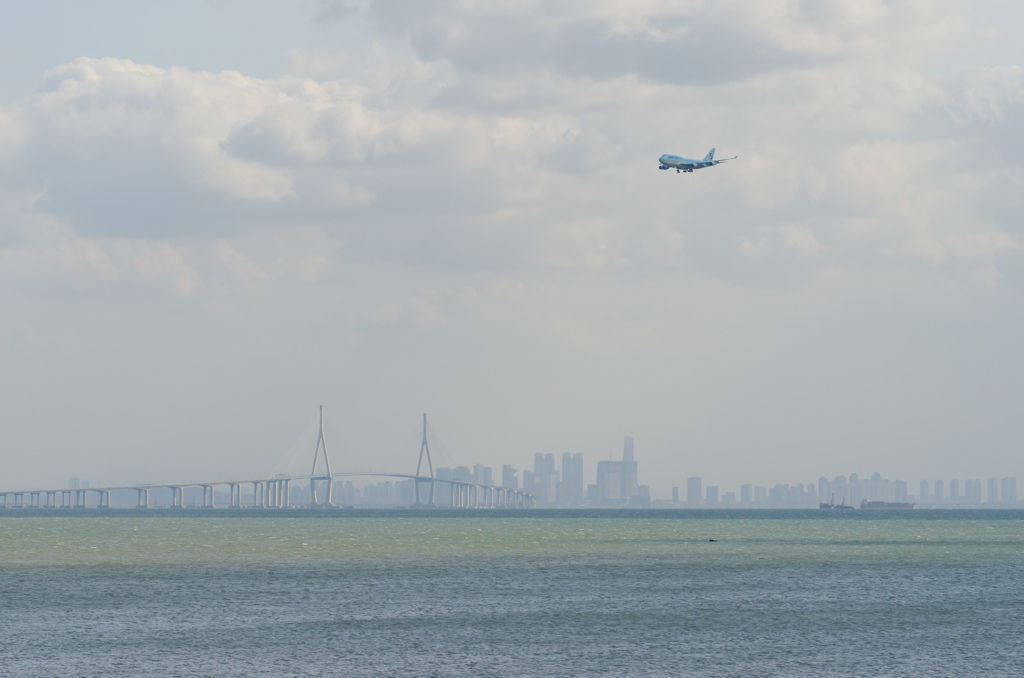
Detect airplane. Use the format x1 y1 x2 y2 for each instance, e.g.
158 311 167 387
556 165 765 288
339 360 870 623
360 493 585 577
658 148 737 173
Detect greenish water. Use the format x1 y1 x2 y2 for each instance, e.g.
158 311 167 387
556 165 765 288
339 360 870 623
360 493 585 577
2 512 1022 676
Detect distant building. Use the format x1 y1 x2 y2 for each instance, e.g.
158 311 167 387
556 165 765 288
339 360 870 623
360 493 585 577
934 480 944 503
559 453 584 506
966 479 982 506
818 477 830 504
846 473 860 505
631 484 651 507
741 484 752 504
594 437 639 506
473 464 493 486
687 477 702 505
527 453 559 505
502 465 518 490
988 477 999 505
950 479 960 504
721 491 737 507
706 486 719 506
831 476 849 505
1002 477 1017 504
754 486 766 503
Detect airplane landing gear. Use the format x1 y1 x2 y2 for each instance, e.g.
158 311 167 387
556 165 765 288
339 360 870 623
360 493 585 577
676 169 680 173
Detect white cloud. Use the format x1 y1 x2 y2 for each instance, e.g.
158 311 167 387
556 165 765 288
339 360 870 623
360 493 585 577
2 1 1024 489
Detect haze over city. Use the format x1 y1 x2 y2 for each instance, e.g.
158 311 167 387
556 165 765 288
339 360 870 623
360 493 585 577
3 1 1024 499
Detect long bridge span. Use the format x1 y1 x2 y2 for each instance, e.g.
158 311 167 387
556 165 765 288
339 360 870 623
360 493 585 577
0 410 535 510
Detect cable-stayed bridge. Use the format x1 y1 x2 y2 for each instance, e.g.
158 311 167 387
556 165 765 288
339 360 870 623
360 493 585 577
0 409 535 510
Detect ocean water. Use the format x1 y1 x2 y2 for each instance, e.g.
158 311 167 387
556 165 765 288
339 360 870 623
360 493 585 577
1 510 1022 677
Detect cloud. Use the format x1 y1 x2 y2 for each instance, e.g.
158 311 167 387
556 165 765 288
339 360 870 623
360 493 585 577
0 0 1018 308
367 0 971 85
3 0 1024 491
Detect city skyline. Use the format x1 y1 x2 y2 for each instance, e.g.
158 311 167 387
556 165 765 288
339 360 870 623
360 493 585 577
43 434 1021 509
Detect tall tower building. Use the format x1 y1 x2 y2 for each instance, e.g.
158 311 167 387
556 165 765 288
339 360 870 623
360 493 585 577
687 477 702 505
963 479 979 506
622 437 638 500
706 486 719 506
988 478 999 505
1001 477 1017 504
502 465 518 490
848 473 862 506
559 452 584 506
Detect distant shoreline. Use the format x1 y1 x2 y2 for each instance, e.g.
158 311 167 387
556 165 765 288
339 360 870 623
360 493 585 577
3 507 1024 520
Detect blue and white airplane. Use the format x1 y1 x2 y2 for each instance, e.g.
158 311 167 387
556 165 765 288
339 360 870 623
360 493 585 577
658 148 737 173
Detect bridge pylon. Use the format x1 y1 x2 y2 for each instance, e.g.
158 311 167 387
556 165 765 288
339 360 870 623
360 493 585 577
309 405 335 507
414 413 436 507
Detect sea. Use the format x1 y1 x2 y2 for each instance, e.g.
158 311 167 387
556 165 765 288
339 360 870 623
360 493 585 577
1 509 1022 677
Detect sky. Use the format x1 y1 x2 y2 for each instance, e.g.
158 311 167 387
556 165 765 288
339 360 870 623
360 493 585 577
2 0 1024 497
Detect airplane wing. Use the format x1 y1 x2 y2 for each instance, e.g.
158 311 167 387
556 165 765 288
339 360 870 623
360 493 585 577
713 156 738 165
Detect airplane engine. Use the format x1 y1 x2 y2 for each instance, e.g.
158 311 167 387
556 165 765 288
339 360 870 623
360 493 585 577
658 165 669 170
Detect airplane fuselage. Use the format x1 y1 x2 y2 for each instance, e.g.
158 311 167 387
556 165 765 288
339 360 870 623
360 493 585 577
658 149 736 173
658 154 707 172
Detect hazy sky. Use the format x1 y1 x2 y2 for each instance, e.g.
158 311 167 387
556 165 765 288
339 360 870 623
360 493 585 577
2 0 1023 496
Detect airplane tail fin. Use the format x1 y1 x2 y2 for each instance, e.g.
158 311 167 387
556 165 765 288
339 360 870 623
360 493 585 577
703 148 715 162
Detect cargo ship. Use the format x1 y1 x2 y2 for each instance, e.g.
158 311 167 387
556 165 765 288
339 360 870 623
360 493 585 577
819 494 854 510
859 500 914 510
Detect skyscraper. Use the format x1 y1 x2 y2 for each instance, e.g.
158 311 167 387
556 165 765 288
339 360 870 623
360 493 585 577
1001 477 1017 504
559 452 584 506
687 477 702 505
848 473 862 506
532 453 559 505
741 484 752 504
706 486 719 506
593 437 639 506
894 480 908 503
818 477 830 504
988 477 999 505
502 465 518 490
966 479 982 506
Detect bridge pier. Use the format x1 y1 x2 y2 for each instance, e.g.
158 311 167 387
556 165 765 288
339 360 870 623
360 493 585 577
228 483 240 508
